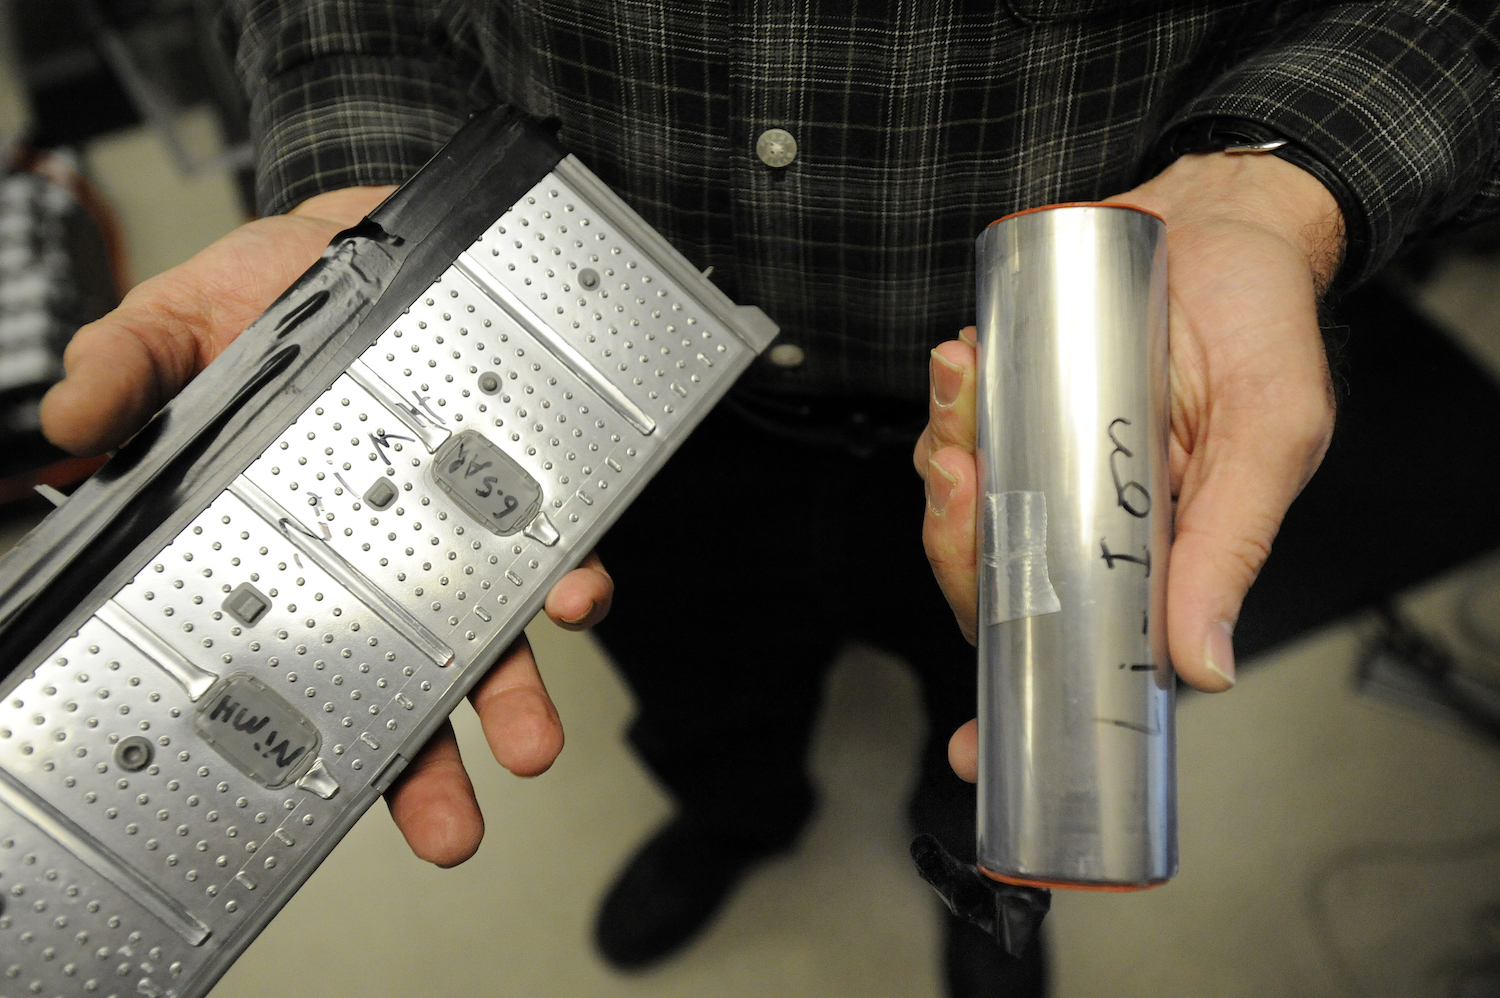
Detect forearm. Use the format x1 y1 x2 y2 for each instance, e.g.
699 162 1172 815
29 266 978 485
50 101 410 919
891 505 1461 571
213 0 486 215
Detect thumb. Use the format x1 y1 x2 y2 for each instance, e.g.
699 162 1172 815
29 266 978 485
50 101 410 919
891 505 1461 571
1167 400 1331 692
41 186 394 456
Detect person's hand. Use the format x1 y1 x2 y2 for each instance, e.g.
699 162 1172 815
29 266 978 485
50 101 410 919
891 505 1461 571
41 186 615 865
914 153 1342 781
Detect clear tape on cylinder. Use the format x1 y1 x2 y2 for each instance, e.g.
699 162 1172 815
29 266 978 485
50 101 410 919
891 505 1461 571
981 491 1062 626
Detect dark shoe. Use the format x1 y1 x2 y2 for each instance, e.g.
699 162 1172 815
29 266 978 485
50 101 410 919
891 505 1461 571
593 816 785 970
944 910 1048 997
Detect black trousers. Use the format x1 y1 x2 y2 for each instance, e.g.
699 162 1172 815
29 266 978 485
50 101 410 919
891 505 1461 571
593 397 978 861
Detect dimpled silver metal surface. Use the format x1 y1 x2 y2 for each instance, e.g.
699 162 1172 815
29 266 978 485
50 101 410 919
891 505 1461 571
467 175 749 425
0 157 775 997
0 617 244 937
1 786 200 998
245 278 640 659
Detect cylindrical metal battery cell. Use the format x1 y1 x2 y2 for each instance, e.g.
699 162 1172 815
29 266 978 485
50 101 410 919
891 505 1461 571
974 203 1175 890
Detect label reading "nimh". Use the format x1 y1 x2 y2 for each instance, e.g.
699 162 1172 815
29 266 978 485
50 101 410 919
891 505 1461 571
192 673 321 788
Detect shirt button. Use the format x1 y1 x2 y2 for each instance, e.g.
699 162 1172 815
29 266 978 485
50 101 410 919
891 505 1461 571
756 128 798 168
768 343 805 368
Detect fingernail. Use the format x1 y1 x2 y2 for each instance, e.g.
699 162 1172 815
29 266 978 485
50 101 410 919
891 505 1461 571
931 349 964 408
561 602 594 626
927 458 958 514
1204 620 1236 688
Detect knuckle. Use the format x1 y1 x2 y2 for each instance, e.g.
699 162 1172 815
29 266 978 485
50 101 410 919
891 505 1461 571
478 681 551 723
922 522 975 578
1279 399 1335 487
1286 392 1335 453
921 525 953 573
913 432 933 476
1219 519 1277 590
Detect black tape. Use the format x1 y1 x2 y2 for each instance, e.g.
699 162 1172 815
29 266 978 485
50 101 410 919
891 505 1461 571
909 833 1051 959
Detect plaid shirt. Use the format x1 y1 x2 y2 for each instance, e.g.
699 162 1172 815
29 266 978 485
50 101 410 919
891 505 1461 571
219 0 1500 400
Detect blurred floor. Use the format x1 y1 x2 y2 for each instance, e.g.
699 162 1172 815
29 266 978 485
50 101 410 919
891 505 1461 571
1 112 1498 997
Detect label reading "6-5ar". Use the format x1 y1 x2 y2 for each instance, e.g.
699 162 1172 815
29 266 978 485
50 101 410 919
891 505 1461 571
431 430 542 535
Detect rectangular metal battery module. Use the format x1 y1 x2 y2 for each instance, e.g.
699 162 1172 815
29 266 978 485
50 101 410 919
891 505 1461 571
0 109 777 996
973 203 1176 891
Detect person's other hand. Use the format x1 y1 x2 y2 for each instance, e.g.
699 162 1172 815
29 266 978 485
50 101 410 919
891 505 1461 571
41 186 614 864
914 153 1341 781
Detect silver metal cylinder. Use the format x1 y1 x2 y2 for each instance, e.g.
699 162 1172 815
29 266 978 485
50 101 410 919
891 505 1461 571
974 203 1175 890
